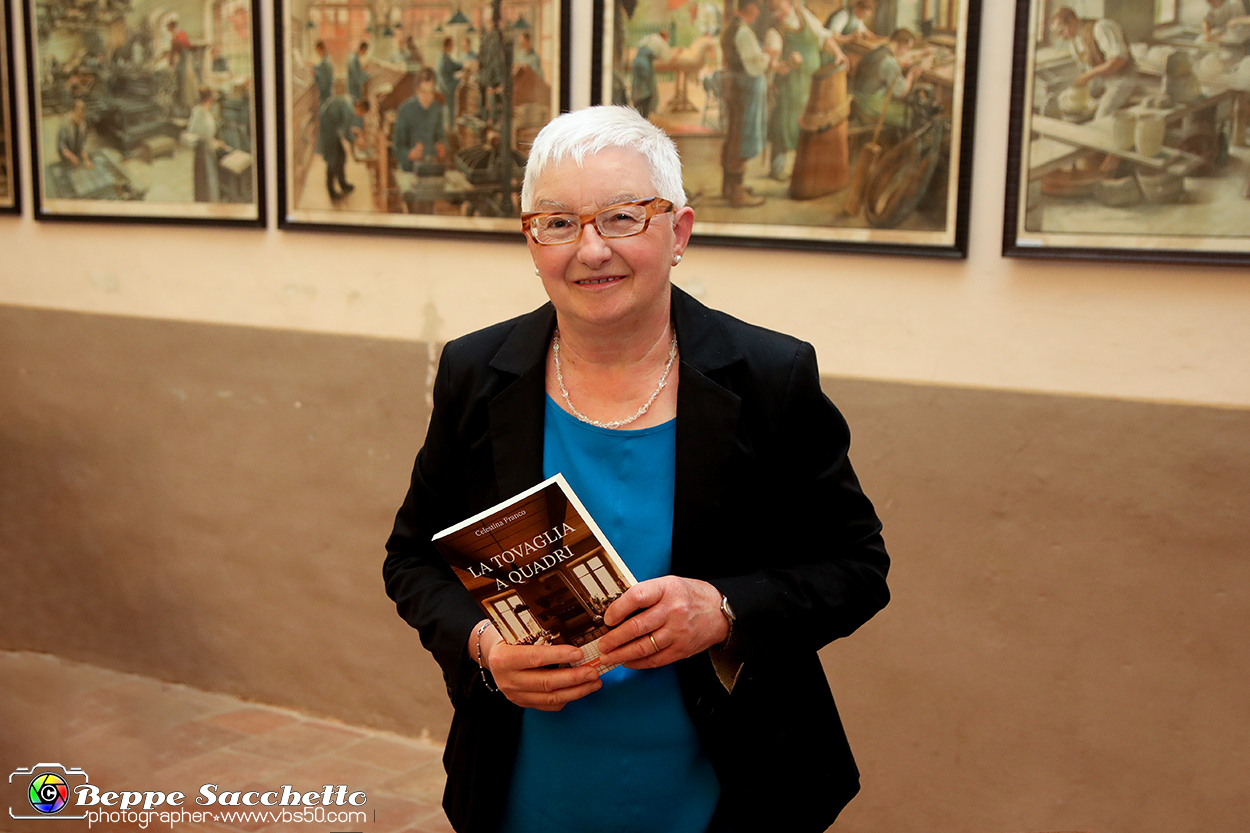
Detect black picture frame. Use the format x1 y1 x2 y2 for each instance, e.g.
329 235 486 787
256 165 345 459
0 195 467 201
1003 0 1250 265
276 0 571 237
22 0 266 225
1 0 20 213
592 0 982 258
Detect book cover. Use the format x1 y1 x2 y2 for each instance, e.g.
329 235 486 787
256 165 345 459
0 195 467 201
432 473 637 671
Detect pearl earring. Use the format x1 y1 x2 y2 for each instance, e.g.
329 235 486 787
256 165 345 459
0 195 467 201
534 267 540 276
673 254 682 266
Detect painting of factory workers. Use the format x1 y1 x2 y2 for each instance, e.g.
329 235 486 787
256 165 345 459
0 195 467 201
25 0 262 221
277 0 565 232
1 0 17 212
1007 0 1250 261
598 0 979 253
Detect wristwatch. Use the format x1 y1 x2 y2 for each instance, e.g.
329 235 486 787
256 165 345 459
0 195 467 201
718 593 736 647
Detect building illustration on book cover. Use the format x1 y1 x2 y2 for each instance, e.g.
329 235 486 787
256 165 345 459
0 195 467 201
433 474 636 664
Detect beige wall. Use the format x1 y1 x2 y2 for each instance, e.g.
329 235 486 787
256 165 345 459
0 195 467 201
1 1 1249 407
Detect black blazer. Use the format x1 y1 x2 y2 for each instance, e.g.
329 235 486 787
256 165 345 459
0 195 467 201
385 286 890 833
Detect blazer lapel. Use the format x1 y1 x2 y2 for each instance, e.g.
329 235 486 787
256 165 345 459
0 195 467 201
488 303 555 502
671 287 744 577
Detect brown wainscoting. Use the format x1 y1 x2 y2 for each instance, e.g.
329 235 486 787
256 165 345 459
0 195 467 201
821 375 1250 833
0 304 453 738
1 304 1247 833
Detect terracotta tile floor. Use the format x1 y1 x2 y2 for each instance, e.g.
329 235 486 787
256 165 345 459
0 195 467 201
0 651 454 833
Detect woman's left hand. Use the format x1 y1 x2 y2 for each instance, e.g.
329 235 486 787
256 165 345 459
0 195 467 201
595 577 729 670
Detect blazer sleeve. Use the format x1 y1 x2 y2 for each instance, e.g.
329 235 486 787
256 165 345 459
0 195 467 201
382 343 490 702
709 340 890 661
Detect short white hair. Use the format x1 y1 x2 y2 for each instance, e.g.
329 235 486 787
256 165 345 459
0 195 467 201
520 106 686 211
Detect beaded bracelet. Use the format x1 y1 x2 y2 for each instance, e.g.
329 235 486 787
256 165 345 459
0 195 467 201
474 620 499 693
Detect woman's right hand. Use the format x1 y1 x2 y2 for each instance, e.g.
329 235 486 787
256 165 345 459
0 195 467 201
477 626 602 711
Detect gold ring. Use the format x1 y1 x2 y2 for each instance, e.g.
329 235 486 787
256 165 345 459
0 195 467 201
648 635 660 654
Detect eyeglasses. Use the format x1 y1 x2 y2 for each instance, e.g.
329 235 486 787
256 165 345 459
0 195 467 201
521 198 676 246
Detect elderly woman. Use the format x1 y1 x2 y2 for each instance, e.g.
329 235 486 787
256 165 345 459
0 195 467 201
383 105 889 833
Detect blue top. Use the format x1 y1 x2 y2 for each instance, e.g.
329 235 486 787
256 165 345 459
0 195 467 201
496 397 720 833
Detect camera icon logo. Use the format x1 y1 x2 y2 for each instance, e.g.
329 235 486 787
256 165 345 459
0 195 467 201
28 772 68 814
8 764 89 821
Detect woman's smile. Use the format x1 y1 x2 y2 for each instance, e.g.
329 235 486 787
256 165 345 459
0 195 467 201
575 275 626 287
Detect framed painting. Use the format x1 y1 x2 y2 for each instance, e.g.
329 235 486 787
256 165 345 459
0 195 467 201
1004 0 1250 265
22 0 264 224
2 0 19 213
276 0 570 235
592 0 982 258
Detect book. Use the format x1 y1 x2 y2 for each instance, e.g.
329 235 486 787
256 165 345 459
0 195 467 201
432 473 637 671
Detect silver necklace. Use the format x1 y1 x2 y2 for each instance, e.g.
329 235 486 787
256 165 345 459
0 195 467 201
551 328 678 430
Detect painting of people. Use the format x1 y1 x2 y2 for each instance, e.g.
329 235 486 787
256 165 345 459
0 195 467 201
23 0 263 222
1005 0 1250 263
596 0 980 255
2 0 20 212
277 0 568 233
